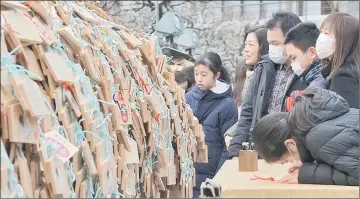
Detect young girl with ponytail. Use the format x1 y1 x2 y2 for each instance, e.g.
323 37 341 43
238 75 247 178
185 51 238 197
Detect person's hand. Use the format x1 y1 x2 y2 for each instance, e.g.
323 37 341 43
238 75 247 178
277 169 299 184
225 135 232 150
288 165 300 174
231 156 239 160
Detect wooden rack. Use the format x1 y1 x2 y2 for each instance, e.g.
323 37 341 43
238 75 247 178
0 1 207 198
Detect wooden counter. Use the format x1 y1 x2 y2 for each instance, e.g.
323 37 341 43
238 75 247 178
213 160 359 198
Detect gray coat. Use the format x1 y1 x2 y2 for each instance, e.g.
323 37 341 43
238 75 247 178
291 88 359 185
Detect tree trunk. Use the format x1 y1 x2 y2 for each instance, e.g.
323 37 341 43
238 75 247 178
221 1 225 20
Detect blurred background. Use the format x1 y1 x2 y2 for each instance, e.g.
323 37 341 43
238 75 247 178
96 0 360 80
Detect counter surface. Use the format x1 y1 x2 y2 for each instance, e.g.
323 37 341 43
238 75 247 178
213 160 359 198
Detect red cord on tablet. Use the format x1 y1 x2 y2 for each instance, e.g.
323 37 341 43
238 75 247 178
250 175 275 181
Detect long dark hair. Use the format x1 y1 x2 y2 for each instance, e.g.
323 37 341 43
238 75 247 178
320 12 360 79
232 59 247 106
183 65 196 89
243 24 269 59
175 66 196 92
233 25 268 106
195 51 231 83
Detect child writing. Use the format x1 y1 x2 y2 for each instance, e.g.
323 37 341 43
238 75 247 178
283 22 325 111
185 52 238 197
251 87 359 186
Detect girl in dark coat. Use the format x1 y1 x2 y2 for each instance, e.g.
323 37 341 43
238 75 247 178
251 87 359 186
185 52 238 197
316 12 360 108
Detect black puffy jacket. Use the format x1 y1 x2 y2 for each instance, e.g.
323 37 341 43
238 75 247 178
289 87 359 186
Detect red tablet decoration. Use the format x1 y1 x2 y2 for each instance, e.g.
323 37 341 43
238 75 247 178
56 145 70 158
117 91 124 101
120 103 128 123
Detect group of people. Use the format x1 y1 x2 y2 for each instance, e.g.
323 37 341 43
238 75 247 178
175 11 359 197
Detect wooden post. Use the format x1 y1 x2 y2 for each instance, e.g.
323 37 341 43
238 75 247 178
238 150 258 172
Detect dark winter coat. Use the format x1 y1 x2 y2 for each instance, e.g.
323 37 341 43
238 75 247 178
289 87 359 185
228 55 307 158
321 60 359 108
185 80 238 197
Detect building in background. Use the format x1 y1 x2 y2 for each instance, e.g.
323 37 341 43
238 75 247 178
98 1 359 80
220 1 359 26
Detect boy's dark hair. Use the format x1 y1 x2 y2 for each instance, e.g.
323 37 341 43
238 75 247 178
266 11 302 36
252 112 291 162
284 22 320 52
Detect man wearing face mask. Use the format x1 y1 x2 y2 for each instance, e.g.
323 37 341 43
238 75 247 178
283 22 326 112
229 11 307 159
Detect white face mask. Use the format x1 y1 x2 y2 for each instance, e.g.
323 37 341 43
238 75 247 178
291 52 308 76
291 63 303 76
316 33 335 59
269 44 288 64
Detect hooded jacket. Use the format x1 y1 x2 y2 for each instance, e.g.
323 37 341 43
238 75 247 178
289 87 359 185
185 80 238 197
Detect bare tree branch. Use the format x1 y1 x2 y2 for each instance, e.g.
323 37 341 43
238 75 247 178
99 0 248 75
143 0 156 11
168 1 186 11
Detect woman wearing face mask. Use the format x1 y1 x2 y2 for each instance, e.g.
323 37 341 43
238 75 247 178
316 12 360 108
225 25 268 148
251 87 359 186
185 51 238 197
